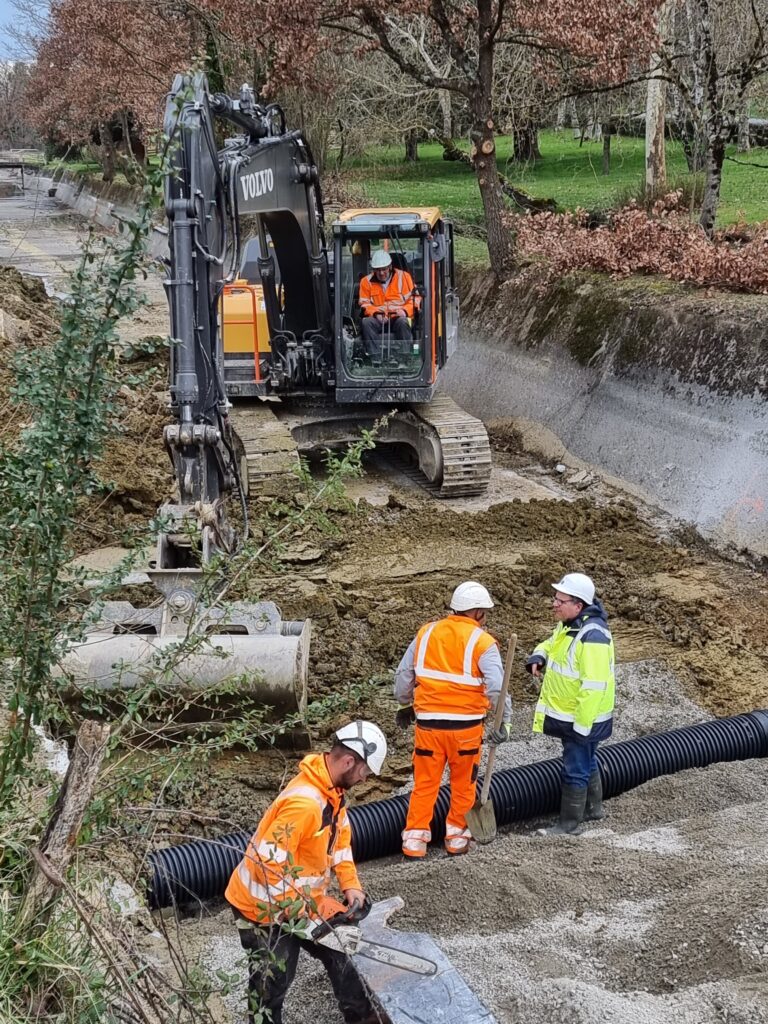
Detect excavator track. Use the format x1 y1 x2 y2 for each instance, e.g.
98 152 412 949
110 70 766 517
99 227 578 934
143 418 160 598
229 404 301 497
230 396 490 500
410 396 492 497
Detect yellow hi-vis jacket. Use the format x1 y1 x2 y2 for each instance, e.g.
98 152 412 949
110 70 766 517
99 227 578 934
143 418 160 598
225 753 360 931
530 608 615 738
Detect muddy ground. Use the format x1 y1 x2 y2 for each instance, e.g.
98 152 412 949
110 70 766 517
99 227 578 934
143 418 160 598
158 661 768 1024
3 177 768 1023
0 265 172 551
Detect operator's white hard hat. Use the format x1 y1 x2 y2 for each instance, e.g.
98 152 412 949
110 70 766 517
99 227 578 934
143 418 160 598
552 572 595 605
335 720 387 775
370 250 392 269
450 580 494 613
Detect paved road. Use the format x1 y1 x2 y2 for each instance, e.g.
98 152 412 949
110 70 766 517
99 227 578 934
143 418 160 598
0 168 94 288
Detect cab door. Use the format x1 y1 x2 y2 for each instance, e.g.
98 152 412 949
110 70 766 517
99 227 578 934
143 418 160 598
431 220 458 370
443 221 459 363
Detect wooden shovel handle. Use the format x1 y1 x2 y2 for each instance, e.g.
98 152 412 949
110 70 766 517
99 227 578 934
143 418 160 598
480 633 517 805
491 633 517 731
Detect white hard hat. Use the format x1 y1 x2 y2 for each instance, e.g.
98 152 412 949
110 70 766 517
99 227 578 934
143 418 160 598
450 580 494 612
370 250 392 269
552 572 595 605
335 720 387 775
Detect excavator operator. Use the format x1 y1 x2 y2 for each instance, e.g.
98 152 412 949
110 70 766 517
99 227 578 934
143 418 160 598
359 250 420 362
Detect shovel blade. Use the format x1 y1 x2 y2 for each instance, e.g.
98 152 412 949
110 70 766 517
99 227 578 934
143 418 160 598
465 799 497 845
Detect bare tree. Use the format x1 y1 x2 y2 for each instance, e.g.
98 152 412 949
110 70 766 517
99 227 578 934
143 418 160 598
646 2 673 191
661 0 768 233
0 61 37 149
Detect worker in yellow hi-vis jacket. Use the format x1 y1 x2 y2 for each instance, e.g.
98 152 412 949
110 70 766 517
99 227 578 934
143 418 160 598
527 573 615 835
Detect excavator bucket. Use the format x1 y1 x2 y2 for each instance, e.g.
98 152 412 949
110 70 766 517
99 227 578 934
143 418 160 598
57 570 310 723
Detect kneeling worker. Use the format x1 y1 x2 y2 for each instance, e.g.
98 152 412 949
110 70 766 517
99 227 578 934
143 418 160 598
394 581 511 858
225 721 387 1024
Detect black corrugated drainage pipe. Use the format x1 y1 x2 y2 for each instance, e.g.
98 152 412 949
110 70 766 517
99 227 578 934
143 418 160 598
148 709 768 909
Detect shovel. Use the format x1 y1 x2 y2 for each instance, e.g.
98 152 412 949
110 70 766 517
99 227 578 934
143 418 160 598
466 632 517 845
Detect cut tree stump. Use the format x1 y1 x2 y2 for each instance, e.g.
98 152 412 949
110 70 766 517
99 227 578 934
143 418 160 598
17 719 111 933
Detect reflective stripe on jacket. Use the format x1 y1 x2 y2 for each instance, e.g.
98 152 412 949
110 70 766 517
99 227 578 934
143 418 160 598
411 615 498 722
224 753 359 930
359 269 418 318
531 606 615 738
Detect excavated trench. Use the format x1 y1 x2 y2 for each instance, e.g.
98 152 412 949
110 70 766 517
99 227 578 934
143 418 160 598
448 270 768 558
3 176 768 1022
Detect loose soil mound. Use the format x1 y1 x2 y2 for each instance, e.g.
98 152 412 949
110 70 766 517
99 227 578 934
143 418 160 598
257 492 767 722
0 266 172 552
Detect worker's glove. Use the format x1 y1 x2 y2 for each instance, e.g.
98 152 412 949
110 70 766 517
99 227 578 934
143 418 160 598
487 722 512 746
396 705 416 729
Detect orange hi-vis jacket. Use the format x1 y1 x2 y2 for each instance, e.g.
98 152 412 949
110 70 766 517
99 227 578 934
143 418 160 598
225 753 360 930
412 615 497 723
359 269 419 319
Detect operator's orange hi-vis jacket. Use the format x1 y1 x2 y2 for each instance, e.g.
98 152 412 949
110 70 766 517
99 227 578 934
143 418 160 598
412 615 497 722
225 753 360 929
359 269 420 318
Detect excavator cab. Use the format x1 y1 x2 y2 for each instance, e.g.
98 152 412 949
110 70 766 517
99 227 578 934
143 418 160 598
332 209 459 403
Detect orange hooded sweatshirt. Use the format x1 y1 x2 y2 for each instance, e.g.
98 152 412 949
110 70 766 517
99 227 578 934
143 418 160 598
225 753 360 928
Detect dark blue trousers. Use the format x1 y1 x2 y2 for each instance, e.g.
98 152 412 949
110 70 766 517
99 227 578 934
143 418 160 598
561 738 599 788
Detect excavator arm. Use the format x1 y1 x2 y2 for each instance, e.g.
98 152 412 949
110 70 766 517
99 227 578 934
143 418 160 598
58 74 315 715
160 72 331 569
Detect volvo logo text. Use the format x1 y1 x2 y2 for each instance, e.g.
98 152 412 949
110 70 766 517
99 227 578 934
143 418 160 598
240 169 274 201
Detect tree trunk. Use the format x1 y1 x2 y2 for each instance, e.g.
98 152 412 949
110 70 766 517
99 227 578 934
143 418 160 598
471 0 515 276
17 720 110 935
404 129 419 162
698 0 723 234
118 110 143 185
473 119 515 275
646 1 671 193
100 122 116 182
699 127 725 235
336 119 347 169
602 129 612 175
513 121 540 162
555 99 568 131
439 90 453 139
737 100 750 153
645 76 667 190
682 123 707 172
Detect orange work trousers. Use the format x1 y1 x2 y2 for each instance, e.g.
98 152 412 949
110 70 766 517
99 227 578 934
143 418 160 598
402 723 483 857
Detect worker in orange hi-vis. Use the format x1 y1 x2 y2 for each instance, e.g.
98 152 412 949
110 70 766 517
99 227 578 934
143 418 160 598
225 721 387 1024
394 582 512 858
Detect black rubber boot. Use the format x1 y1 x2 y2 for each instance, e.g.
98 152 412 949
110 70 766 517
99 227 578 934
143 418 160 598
542 783 587 835
584 770 605 821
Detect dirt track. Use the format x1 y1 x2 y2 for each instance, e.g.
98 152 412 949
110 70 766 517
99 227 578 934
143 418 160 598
3 173 768 1023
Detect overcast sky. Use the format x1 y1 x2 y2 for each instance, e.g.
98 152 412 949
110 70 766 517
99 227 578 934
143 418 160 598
0 0 17 60
0 0 48 60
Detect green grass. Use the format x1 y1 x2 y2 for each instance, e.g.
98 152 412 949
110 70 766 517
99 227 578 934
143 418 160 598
342 129 768 233
47 131 768 268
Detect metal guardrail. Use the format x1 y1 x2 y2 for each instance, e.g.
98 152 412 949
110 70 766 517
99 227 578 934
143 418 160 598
0 162 28 190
